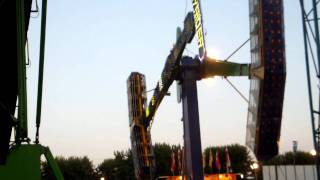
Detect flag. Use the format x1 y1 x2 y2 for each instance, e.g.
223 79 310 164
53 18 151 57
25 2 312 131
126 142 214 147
178 148 182 174
225 147 232 173
209 149 213 171
215 149 221 172
202 152 206 169
171 151 176 174
181 147 185 175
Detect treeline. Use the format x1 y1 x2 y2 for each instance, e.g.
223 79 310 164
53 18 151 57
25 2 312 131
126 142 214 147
42 156 98 180
264 151 316 165
42 143 252 180
42 143 315 180
42 143 183 180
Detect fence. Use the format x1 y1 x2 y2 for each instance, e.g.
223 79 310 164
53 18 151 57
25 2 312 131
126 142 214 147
263 165 317 180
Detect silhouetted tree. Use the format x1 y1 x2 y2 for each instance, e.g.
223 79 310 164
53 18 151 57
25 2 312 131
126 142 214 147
153 143 171 177
265 151 315 165
42 156 97 180
98 149 134 180
43 143 254 179
98 143 182 179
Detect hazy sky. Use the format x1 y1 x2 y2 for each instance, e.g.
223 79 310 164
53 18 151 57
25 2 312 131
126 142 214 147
25 0 316 164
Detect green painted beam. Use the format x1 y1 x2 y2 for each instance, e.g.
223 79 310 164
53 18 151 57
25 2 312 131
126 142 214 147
35 0 48 143
201 58 250 78
43 146 64 180
16 0 28 141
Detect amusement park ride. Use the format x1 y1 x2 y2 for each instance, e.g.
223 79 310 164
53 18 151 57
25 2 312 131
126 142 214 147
127 0 286 179
1 0 319 180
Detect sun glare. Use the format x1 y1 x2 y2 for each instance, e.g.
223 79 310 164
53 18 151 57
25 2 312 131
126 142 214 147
206 48 221 60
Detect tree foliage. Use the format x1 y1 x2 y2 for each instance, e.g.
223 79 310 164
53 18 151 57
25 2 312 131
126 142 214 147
153 143 181 177
265 151 315 165
98 150 134 180
203 144 252 175
42 143 254 179
42 156 96 180
153 143 172 177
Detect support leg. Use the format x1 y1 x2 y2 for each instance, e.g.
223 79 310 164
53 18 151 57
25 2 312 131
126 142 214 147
181 57 203 180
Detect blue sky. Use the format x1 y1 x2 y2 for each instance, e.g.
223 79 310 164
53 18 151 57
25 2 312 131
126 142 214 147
25 0 315 164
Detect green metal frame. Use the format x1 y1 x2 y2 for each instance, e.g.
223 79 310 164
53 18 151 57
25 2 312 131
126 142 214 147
0 144 63 180
0 0 65 179
16 0 29 143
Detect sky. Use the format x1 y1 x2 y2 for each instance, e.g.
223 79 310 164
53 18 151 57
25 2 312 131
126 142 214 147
24 0 317 165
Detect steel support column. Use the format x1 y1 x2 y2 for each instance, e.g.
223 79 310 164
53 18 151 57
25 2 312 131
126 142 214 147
180 56 203 180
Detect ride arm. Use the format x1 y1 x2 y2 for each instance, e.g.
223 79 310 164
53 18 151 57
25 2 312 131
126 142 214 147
201 58 250 78
144 12 195 129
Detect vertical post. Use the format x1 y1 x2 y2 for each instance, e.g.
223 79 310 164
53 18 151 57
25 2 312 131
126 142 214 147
312 0 320 75
254 169 257 180
293 140 297 180
275 165 278 180
180 56 203 180
16 0 28 142
35 0 48 144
